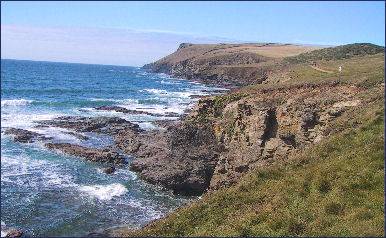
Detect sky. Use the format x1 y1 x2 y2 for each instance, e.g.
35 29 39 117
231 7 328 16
1 1 385 66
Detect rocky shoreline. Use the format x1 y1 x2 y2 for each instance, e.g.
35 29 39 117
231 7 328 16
3 44 374 197
4 42 383 237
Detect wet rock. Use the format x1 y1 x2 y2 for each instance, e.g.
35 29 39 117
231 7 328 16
38 116 142 135
45 143 126 164
103 166 116 174
4 128 51 143
94 105 131 113
5 229 23 238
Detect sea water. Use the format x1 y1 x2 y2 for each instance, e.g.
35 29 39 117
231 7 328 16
0 59 226 236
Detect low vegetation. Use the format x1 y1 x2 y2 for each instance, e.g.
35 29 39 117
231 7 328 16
284 43 384 64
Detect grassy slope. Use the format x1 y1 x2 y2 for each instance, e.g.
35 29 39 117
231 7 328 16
150 43 320 66
127 103 384 237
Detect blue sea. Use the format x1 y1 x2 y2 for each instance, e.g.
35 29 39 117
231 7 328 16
0 59 226 237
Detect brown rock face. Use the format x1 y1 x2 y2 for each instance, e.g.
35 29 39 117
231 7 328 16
111 82 365 195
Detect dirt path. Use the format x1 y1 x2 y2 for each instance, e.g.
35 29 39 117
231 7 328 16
310 65 334 73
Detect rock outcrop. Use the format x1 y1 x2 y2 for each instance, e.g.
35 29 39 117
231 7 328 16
38 116 143 135
198 82 365 190
114 121 221 195
45 143 127 164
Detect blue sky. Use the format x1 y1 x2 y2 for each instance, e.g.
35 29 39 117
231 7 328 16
1 1 385 66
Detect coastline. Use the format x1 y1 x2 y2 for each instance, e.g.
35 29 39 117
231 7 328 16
1 61 228 237
2 42 384 237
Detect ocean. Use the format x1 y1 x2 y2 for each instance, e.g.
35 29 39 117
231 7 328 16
0 59 225 236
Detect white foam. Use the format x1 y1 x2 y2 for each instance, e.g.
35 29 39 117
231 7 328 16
141 88 207 99
88 98 139 105
1 111 62 129
137 122 158 130
30 126 83 144
141 88 168 95
0 221 6 238
0 154 76 189
79 183 128 200
160 80 181 85
1 99 33 107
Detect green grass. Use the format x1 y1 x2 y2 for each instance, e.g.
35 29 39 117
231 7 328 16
284 43 384 64
124 106 384 237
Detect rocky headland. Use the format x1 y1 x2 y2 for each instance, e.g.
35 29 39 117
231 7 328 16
105 42 384 236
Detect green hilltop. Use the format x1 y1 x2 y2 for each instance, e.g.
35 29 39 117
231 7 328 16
284 43 384 64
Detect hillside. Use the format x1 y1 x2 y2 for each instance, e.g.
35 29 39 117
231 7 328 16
112 104 384 237
107 43 385 236
143 43 320 86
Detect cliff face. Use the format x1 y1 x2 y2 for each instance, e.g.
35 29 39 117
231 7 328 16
143 43 319 87
190 82 372 191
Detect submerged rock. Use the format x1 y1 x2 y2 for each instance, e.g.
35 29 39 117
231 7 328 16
4 128 51 143
103 166 116 174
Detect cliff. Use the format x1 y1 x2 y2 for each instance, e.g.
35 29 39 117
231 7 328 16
143 43 320 87
108 43 384 236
